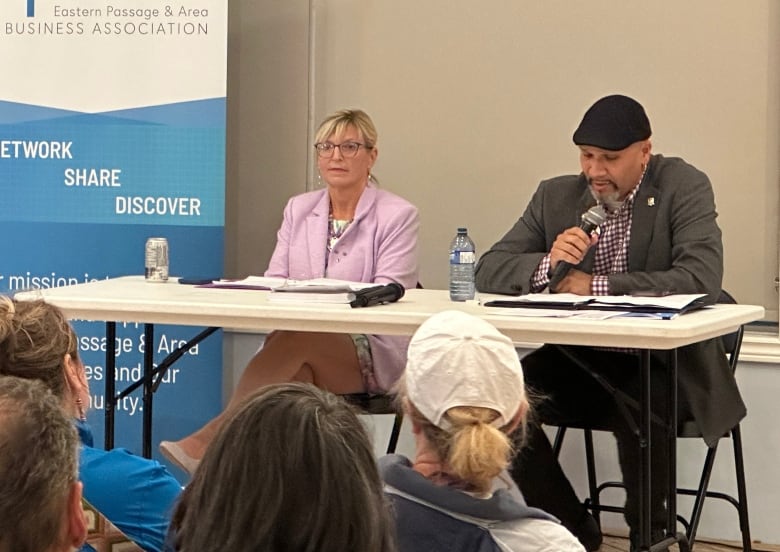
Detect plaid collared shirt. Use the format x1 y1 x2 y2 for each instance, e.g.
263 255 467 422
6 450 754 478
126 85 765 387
590 184 639 294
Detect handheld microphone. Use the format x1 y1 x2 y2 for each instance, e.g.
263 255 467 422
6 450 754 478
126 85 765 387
350 283 405 308
548 204 607 290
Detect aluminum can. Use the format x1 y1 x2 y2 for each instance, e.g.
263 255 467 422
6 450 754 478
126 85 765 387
145 237 169 282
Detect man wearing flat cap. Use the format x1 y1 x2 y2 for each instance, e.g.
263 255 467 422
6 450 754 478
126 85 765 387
476 94 745 551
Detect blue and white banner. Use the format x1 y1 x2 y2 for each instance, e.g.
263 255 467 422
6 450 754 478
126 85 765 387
0 0 227 480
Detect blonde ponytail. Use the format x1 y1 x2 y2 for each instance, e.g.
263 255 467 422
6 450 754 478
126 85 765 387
445 407 513 494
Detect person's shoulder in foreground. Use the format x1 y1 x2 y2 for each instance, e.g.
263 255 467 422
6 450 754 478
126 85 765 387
381 454 584 552
79 438 182 552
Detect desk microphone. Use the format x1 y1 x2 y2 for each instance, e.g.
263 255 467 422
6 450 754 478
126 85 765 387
548 204 608 290
350 283 405 308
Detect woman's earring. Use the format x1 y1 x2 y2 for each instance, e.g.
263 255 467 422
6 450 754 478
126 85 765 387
76 397 86 421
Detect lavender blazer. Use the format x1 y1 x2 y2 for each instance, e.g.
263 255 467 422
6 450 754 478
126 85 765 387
265 184 420 391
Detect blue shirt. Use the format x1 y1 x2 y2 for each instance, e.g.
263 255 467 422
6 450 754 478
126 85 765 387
76 420 183 552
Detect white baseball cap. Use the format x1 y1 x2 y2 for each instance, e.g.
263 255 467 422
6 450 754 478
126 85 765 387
405 310 526 430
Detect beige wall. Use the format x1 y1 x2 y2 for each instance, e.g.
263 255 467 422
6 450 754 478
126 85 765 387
227 0 780 319
225 0 310 279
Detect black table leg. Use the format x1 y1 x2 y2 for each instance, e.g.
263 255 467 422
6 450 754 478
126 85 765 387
142 323 154 458
101 323 218 458
666 349 677 534
667 349 690 552
639 350 651 550
641 348 688 552
104 321 116 450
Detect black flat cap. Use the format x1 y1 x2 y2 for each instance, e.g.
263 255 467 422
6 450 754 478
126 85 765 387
573 94 651 151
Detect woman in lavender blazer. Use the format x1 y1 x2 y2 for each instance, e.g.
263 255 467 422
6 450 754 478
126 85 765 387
161 109 419 474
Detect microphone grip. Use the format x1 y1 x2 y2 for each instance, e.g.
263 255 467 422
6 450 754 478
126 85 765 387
548 260 573 290
350 292 375 308
548 213 602 290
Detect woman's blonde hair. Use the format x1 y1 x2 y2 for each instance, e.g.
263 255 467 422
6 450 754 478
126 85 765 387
314 108 378 149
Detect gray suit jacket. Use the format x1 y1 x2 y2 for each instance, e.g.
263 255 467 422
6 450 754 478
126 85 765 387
475 154 745 445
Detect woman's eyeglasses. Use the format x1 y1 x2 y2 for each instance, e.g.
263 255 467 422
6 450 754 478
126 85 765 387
314 141 371 158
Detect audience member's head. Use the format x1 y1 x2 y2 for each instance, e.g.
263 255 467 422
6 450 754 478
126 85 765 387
0 375 86 552
399 310 529 493
168 382 397 552
0 297 89 421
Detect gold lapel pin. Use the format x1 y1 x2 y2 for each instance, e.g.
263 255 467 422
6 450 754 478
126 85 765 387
647 197 655 207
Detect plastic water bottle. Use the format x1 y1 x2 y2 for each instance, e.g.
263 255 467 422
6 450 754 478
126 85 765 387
449 227 476 301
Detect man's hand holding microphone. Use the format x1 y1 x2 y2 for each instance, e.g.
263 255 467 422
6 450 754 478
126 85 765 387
547 204 607 294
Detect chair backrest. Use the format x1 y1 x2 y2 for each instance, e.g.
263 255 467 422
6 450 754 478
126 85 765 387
341 393 397 415
716 290 744 375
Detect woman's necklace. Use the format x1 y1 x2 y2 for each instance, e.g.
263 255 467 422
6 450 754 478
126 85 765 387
327 213 352 252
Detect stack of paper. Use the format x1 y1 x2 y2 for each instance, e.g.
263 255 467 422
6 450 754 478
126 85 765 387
269 278 376 304
481 292 707 319
199 276 287 290
202 277 377 304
